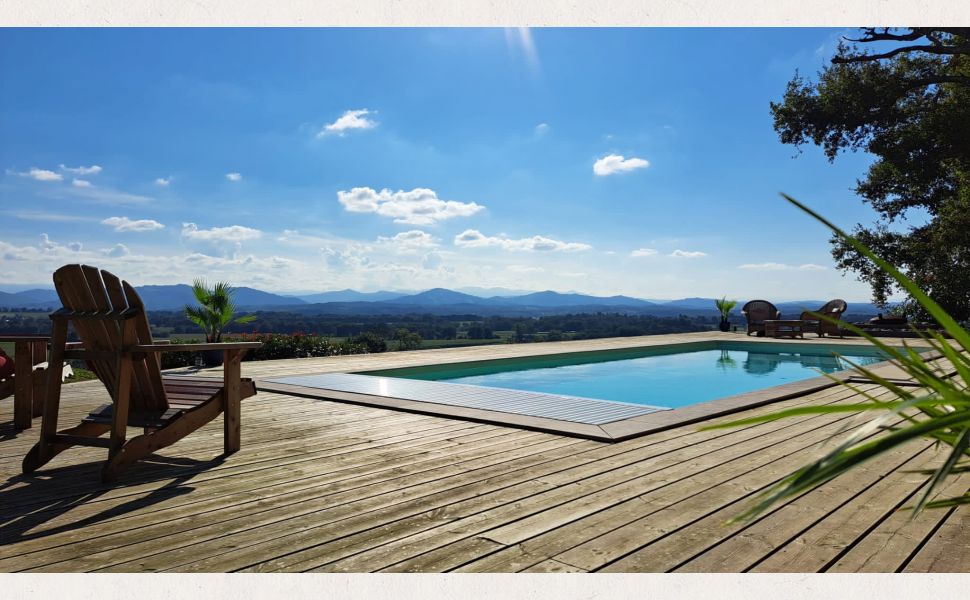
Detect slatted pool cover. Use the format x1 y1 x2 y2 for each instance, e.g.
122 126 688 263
262 373 667 425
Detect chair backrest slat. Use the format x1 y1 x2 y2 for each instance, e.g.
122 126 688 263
122 279 167 410
53 265 117 392
52 264 168 412
100 269 163 409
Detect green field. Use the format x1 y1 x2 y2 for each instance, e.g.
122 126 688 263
416 337 510 349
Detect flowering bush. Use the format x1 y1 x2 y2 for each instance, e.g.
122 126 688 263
158 332 380 370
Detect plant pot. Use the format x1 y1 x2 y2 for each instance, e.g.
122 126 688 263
718 319 731 332
201 349 224 367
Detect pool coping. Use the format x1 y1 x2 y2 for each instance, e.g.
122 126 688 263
255 339 939 442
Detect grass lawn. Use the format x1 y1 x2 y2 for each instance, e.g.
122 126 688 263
416 338 510 349
64 367 99 384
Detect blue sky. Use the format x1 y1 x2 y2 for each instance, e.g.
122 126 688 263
0 28 895 300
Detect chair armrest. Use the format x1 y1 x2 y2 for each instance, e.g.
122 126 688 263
131 342 262 353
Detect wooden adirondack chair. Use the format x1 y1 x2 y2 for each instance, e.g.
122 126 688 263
22 264 261 482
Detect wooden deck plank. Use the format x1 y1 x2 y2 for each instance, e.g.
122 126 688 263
1 332 966 573
748 452 965 572
902 504 970 572
304 391 880 573
672 445 932 572
827 473 970 572
0 425 528 563
207 399 855 573
454 403 901 573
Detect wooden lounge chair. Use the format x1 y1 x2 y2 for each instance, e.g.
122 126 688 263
1 338 73 430
741 300 781 336
22 265 261 482
800 299 848 338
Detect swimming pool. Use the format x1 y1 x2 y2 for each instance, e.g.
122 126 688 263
260 339 901 442
363 341 889 409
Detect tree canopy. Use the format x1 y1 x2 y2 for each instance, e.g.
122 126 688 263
771 28 970 321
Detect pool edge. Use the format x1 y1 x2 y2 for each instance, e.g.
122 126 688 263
254 341 941 443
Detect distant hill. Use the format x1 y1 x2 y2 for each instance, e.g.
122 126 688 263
384 288 484 306
454 286 533 297
0 289 59 309
135 285 306 310
495 291 655 308
297 289 405 303
0 282 883 319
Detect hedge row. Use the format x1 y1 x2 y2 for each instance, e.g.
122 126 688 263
159 332 387 370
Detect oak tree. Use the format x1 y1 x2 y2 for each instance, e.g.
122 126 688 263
771 28 970 321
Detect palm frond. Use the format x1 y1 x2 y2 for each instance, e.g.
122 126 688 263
716 194 970 522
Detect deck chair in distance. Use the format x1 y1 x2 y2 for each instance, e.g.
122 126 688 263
800 299 848 338
741 300 782 337
22 264 261 482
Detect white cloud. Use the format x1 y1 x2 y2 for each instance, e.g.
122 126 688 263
59 164 102 175
155 177 172 186
50 184 151 205
2 210 93 223
338 187 484 226
630 248 658 257
321 244 373 271
102 243 130 258
422 252 443 270
670 249 707 258
72 178 92 188
181 223 262 242
377 230 440 253
101 216 165 232
454 229 592 252
534 123 549 137
738 262 828 271
593 154 650 176
1 234 85 262
19 168 63 181
225 172 242 182
318 109 378 137
507 264 543 274
738 262 791 271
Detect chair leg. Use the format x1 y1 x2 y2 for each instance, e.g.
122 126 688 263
23 422 111 473
223 349 242 454
101 396 223 482
32 321 68 468
13 341 33 429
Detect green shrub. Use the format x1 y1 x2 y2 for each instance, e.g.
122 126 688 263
157 332 383 369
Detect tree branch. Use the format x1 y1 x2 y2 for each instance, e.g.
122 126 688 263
907 75 970 89
843 28 926 43
833 44 970 64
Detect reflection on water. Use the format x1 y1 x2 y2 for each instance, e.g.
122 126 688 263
415 346 890 409
714 349 882 375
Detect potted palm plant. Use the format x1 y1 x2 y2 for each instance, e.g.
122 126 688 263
184 279 257 367
714 296 737 332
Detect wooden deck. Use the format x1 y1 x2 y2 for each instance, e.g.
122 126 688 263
1 332 968 572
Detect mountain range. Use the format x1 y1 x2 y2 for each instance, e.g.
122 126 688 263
0 285 882 318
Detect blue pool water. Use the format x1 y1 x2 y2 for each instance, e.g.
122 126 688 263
366 343 889 409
